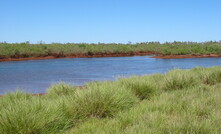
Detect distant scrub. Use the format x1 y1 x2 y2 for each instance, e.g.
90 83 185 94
1 41 221 59
0 67 221 133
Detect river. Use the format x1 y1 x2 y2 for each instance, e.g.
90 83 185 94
1 56 221 94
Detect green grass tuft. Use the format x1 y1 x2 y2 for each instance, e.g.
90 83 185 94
117 75 160 100
163 69 200 91
0 95 71 134
47 82 77 97
65 82 138 119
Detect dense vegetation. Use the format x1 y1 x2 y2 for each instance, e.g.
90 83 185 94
0 66 221 134
1 41 221 59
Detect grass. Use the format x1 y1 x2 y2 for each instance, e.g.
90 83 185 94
47 82 77 97
1 41 221 59
0 91 71 134
163 69 200 91
0 66 221 134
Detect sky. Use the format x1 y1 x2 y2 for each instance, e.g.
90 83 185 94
0 0 221 43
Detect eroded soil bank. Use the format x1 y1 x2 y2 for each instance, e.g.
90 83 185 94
0 52 155 62
1 52 221 62
152 54 221 59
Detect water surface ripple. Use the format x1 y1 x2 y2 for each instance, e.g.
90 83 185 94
1 56 221 94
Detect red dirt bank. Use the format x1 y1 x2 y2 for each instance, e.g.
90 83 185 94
0 52 155 62
1 52 221 62
152 54 221 59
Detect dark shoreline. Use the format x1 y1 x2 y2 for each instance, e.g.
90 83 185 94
152 53 221 59
1 52 221 62
0 52 155 62
1 53 221 96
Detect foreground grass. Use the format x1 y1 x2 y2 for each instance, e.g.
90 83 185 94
1 41 221 59
0 67 221 134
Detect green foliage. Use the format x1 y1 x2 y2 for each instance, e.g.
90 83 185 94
117 75 160 100
191 66 221 85
1 41 221 59
68 84 221 134
0 94 71 134
65 82 138 119
47 82 77 97
163 69 200 91
0 91 31 110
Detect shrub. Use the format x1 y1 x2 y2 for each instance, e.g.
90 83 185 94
1 41 221 59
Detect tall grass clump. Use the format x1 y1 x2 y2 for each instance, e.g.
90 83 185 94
68 83 221 134
191 66 221 85
65 82 138 120
0 95 71 134
163 69 200 91
117 75 162 100
47 82 77 97
202 70 221 85
0 91 31 110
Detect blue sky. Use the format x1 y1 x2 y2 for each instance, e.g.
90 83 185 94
0 0 221 43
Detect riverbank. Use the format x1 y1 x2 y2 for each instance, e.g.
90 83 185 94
152 53 221 59
1 41 221 62
0 52 154 62
0 67 221 133
2 52 221 62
